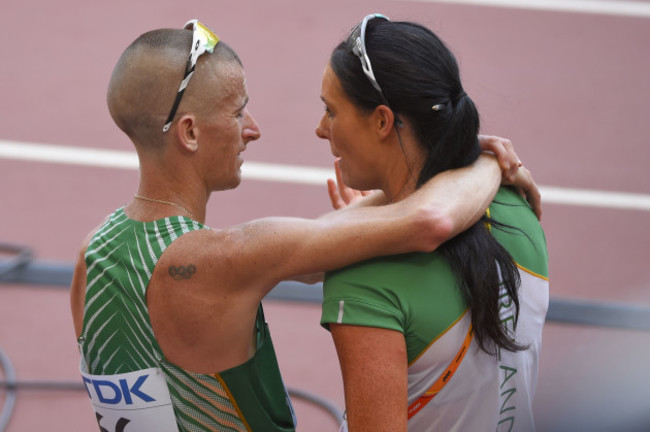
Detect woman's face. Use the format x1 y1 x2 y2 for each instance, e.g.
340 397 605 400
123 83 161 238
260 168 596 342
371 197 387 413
315 64 385 192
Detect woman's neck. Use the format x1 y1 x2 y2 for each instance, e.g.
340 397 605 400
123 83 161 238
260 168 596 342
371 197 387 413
384 173 418 203
382 132 424 203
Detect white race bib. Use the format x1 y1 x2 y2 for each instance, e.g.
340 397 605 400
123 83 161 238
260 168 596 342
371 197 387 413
80 366 179 432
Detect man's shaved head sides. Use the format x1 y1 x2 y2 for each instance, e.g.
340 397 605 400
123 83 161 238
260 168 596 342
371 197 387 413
107 27 241 148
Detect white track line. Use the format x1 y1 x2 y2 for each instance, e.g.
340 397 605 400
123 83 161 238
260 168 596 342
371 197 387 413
1 140 649 211
399 0 650 18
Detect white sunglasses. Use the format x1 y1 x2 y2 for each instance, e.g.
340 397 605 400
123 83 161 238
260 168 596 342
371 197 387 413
349 14 390 102
162 19 220 133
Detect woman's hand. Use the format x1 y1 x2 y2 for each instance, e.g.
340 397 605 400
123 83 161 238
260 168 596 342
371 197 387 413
327 158 372 209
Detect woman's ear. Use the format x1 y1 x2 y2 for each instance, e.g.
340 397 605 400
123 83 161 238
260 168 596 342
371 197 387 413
175 114 199 152
375 105 396 139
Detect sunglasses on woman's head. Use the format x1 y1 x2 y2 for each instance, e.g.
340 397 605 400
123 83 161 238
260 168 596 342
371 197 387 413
347 14 390 103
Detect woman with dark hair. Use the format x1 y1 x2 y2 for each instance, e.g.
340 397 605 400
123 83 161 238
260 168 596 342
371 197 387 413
317 14 549 432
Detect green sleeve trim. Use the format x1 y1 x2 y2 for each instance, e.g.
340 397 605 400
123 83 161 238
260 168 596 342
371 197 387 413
321 297 404 333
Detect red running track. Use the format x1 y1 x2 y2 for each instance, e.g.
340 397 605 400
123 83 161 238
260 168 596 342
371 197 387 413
1 1 650 431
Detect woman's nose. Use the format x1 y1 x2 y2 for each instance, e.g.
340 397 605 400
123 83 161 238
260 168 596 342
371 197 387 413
315 117 329 140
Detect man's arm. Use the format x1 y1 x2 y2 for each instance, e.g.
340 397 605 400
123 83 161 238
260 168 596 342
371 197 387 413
329 135 541 218
388 153 501 245
69 229 99 338
144 157 499 372
203 154 501 296
70 247 87 338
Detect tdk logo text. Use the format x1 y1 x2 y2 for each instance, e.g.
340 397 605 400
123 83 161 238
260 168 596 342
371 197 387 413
83 374 156 405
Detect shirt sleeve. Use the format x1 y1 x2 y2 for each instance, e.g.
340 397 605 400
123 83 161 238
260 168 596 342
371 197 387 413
320 258 405 333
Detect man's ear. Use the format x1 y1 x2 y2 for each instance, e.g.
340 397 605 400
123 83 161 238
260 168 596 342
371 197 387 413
175 114 199 152
375 105 397 139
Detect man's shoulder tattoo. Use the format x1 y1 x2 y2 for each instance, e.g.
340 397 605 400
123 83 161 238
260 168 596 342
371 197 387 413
168 264 197 280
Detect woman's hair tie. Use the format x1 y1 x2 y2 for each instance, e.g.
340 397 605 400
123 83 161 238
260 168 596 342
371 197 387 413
432 90 467 111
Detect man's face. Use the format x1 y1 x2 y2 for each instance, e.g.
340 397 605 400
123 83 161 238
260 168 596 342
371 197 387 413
195 61 261 192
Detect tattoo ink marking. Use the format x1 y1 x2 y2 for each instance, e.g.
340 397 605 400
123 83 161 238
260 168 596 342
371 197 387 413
169 265 197 280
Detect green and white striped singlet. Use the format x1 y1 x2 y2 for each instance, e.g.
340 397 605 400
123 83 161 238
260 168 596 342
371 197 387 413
79 208 296 432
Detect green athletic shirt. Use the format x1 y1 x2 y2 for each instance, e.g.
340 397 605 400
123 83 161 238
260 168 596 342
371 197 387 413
321 187 549 431
79 208 296 432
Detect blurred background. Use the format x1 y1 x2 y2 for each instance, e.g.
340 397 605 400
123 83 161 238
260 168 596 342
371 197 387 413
1 0 649 431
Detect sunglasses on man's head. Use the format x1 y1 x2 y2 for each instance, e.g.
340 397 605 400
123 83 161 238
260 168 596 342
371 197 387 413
162 19 220 133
